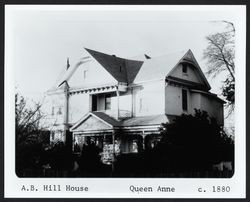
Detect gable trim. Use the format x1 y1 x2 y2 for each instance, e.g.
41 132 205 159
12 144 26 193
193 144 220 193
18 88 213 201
166 76 209 91
167 50 211 90
57 58 92 87
70 112 113 132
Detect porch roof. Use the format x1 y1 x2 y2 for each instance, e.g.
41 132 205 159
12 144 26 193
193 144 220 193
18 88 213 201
91 111 120 127
120 114 173 127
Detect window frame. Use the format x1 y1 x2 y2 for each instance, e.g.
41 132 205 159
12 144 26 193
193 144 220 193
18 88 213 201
83 69 88 79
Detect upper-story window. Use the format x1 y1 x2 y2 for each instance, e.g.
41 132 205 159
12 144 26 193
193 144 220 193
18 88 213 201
105 94 111 110
182 89 188 111
182 63 188 73
83 69 88 79
57 107 62 115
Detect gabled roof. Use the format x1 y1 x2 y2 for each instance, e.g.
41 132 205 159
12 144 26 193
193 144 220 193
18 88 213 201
52 48 210 90
91 111 120 127
70 112 176 133
134 50 188 82
85 48 143 84
70 111 120 132
167 50 211 90
133 49 211 90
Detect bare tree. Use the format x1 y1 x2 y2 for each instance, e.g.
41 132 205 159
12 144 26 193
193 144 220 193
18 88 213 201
15 91 51 175
203 21 235 115
15 92 46 145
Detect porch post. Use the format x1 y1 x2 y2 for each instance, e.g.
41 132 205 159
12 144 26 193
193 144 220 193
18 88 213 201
142 131 146 150
64 83 69 131
72 133 75 152
112 131 115 174
116 87 120 119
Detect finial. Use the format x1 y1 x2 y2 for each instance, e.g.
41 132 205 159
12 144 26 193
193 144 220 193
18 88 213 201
67 57 70 70
144 54 151 59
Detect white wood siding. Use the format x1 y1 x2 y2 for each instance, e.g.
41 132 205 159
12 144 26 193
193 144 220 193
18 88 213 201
133 80 165 116
68 59 117 88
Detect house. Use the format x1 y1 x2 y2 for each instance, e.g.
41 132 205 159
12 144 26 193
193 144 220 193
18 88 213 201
46 48 224 162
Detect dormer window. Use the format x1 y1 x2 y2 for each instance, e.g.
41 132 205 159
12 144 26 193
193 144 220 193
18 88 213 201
182 63 188 73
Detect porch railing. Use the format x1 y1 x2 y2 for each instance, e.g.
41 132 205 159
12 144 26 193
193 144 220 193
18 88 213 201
97 110 132 119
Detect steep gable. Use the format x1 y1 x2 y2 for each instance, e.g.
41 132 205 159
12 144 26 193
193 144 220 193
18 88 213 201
134 49 211 90
167 50 211 90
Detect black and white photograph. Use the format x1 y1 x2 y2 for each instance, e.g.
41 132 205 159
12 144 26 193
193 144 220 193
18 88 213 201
5 5 246 198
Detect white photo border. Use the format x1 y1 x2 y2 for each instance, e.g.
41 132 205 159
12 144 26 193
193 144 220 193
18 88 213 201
4 5 246 198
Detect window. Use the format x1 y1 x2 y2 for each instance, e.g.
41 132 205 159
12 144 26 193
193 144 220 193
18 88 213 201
58 107 62 115
83 70 88 79
105 94 111 110
182 89 188 111
182 63 188 73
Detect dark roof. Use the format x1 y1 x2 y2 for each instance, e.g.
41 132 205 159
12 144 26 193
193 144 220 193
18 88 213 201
91 111 120 127
121 114 175 127
90 112 176 127
92 112 173 127
70 111 178 132
85 48 143 84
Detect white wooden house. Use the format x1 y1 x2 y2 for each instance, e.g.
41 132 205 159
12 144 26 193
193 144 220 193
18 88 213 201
46 48 224 158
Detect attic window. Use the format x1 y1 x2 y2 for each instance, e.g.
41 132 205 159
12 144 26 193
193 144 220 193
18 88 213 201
83 70 88 79
182 63 188 73
119 66 122 72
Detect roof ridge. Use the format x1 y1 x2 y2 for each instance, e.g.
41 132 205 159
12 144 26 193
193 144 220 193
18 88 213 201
150 49 189 60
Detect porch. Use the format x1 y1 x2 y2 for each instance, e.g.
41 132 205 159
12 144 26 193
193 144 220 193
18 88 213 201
70 112 169 164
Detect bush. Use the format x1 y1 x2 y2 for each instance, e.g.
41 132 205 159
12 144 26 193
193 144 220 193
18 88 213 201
48 141 74 171
157 109 234 172
78 140 103 174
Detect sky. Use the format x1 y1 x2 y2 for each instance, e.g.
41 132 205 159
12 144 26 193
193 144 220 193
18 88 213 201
6 5 242 127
